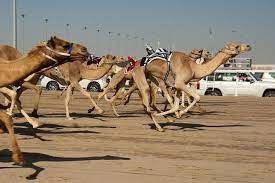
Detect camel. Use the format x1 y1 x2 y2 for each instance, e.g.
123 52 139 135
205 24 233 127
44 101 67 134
151 42 251 118
14 54 126 120
0 36 90 165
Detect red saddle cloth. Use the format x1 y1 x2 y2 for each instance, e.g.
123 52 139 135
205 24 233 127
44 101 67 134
124 56 139 74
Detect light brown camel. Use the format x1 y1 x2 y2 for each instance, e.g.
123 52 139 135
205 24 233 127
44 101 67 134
14 54 126 120
152 42 251 117
0 36 90 165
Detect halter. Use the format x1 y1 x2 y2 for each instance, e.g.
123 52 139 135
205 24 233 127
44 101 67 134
220 46 239 55
45 43 74 57
41 43 74 66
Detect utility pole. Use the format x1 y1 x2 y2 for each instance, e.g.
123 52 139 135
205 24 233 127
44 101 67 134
21 14 25 53
44 18 48 39
13 0 17 49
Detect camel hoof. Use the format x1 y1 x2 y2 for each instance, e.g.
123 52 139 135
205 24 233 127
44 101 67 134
199 108 207 113
114 113 121 117
30 112 39 118
97 109 104 114
168 118 175 123
32 122 40 129
67 117 74 120
12 153 24 166
6 112 13 116
88 107 95 113
155 113 163 117
157 128 165 132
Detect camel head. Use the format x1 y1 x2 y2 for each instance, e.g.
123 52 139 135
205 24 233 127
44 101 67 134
45 36 90 63
189 49 203 60
98 54 126 66
202 50 212 59
221 42 251 56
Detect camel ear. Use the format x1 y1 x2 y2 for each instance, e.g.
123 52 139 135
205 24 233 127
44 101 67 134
47 36 56 48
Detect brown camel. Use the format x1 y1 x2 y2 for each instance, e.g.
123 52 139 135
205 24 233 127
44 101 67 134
0 36 90 165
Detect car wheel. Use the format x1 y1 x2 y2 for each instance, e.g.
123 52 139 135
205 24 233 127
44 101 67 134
87 82 101 92
46 81 60 91
205 90 222 96
264 90 275 97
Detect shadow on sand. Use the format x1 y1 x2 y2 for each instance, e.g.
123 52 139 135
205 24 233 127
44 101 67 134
147 122 250 131
0 149 130 180
13 122 102 141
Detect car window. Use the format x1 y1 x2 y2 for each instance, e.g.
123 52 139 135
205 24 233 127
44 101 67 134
204 73 214 81
237 72 255 82
253 72 264 79
215 72 237 81
269 72 275 79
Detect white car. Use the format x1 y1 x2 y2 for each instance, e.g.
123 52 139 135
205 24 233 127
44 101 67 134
39 76 110 92
197 70 275 97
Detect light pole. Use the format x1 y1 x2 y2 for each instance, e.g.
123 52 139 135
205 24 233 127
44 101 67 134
44 18 48 39
13 0 17 49
21 14 25 53
95 28 100 54
66 23 70 40
117 33 121 55
82 26 88 45
108 31 112 53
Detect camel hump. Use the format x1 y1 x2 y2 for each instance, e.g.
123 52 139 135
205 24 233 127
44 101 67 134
0 44 22 60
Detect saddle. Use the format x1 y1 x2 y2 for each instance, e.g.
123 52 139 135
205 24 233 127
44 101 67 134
140 49 171 66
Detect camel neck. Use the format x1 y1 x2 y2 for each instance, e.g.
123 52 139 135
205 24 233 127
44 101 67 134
80 62 113 80
0 53 54 87
193 51 232 79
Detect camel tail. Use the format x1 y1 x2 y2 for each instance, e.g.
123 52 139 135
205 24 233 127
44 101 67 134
104 94 111 102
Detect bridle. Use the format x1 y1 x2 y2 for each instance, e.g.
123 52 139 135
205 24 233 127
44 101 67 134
220 46 239 56
39 42 74 71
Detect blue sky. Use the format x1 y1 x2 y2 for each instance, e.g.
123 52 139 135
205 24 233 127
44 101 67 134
1 0 275 64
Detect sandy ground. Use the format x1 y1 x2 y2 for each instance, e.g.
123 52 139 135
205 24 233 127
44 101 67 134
0 90 275 183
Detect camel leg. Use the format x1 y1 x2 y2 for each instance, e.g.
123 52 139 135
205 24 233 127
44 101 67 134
0 87 40 128
0 87 16 116
65 84 74 119
109 87 126 117
17 82 42 118
0 112 24 165
98 71 126 102
156 90 181 117
132 68 164 132
178 85 201 117
73 82 104 114
15 100 40 128
117 82 137 106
